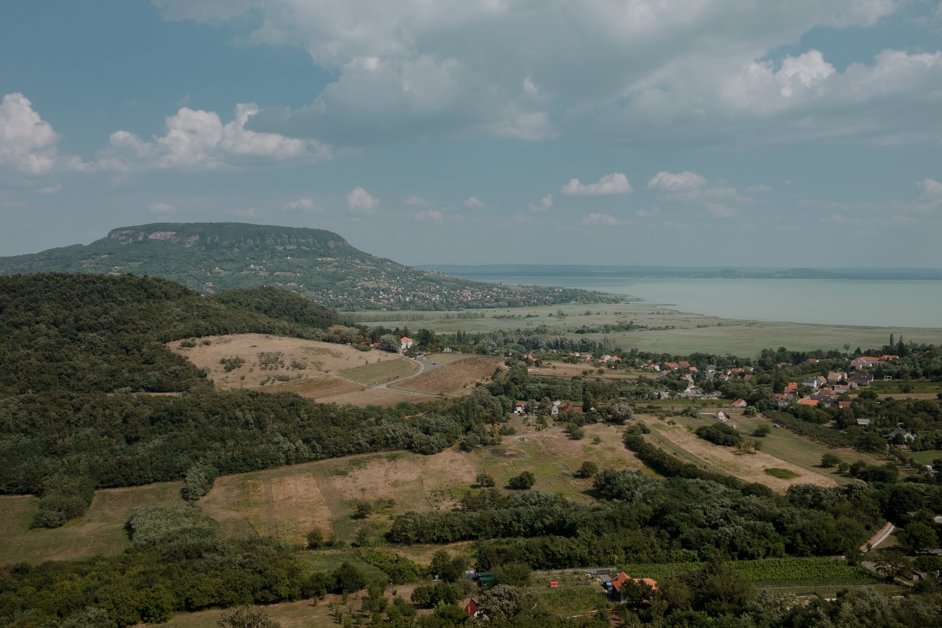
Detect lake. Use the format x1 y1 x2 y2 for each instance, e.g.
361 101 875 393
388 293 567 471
454 274 942 328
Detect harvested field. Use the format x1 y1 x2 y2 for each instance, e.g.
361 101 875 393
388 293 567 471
392 356 502 396
0 482 182 565
640 416 836 491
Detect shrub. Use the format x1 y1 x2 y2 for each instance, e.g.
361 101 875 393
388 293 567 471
575 461 599 478
695 424 743 447
821 453 842 468
476 473 496 488
507 471 535 490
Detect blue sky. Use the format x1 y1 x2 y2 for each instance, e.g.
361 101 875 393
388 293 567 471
2 0 942 267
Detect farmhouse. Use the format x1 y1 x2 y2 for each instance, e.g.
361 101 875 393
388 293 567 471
850 356 883 370
400 336 414 351
605 571 659 599
732 399 748 408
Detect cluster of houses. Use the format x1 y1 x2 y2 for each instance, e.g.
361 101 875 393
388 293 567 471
775 354 899 409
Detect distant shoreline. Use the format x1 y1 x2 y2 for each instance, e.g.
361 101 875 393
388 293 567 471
423 264 942 282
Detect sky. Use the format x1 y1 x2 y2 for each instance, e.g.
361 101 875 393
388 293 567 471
1 0 942 268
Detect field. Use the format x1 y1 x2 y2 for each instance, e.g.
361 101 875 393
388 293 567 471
391 355 503 396
637 412 839 491
344 302 942 357
0 481 182 565
908 450 942 465
199 422 643 547
170 334 495 406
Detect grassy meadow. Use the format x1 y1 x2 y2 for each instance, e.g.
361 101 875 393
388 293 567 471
343 302 942 357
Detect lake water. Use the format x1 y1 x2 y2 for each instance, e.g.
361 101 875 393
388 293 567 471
457 274 942 328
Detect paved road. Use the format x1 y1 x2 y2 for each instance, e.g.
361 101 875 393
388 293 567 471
373 355 443 397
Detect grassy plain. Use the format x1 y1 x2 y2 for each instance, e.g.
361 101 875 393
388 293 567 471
0 481 182 565
344 302 942 357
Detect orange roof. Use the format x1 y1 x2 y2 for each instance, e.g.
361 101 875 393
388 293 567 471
798 398 819 406
611 572 658 592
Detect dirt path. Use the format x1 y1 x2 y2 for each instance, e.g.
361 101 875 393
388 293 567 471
860 521 895 552
263 478 277 537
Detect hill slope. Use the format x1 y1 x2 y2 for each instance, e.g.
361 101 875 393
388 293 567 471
0 273 335 394
0 223 610 309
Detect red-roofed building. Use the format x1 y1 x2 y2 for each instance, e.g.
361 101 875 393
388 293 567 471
732 399 747 408
798 398 819 407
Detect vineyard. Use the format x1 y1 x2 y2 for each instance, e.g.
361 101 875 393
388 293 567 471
623 557 877 585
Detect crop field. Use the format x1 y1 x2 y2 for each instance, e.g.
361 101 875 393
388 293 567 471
345 302 942 357
392 356 503 396
0 481 182 565
908 449 942 465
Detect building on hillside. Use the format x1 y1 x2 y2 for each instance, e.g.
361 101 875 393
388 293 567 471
400 336 414 351
732 399 748 408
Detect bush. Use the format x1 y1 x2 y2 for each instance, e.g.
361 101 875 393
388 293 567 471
507 471 535 490
492 562 532 586
575 461 599 478
31 474 95 529
181 461 217 501
752 423 770 437
821 453 842 468
695 424 743 447
476 473 496 488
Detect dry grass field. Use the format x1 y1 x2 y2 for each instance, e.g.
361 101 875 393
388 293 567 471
169 333 407 389
169 335 499 406
0 481 182 565
392 356 503 396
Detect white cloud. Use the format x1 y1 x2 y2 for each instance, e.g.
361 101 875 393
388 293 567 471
0 93 59 174
578 212 627 226
415 209 445 222
531 194 553 212
919 178 942 208
562 172 632 196
647 171 707 192
404 195 428 206
38 183 62 194
149 201 176 214
283 197 322 212
153 0 925 146
95 103 332 171
464 196 485 208
635 207 660 218
347 186 380 214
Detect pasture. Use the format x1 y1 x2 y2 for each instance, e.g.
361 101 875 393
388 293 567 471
344 302 942 357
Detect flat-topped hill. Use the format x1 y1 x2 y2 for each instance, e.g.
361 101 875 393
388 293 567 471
0 222 612 310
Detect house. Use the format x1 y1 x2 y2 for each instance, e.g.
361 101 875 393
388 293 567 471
849 372 874 388
513 401 526 415
801 378 820 390
784 381 799 395
850 356 883 370
463 598 478 616
551 401 560 417
856 418 871 427
798 398 819 407
606 572 659 599
838 400 854 410
400 336 414 351
732 399 748 408
443 347 453 352
888 427 916 444
827 371 848 384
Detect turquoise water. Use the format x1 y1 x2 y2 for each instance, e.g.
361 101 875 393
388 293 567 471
461 275 942 328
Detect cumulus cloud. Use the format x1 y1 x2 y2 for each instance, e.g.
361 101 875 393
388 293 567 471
578 212 627 226
0 93 59 174
347 186 379 214
647 171 707 192
415 209 445 222
562 173 632 196
283 197 322 212
464 196 484 208
151 0 936 146
95 103 332 171
531 194 553 212
149 201 176 214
